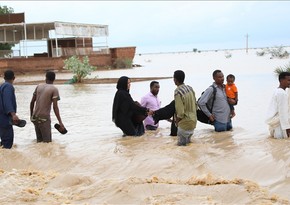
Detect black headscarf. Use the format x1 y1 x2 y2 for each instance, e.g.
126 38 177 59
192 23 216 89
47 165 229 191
112 76 130 122
116 76 129 92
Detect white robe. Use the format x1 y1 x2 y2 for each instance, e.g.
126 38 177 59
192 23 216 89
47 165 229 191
265 88 290 139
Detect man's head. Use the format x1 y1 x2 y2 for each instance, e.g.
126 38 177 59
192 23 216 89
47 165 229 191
173 70 185 86
278 72 290 89
150 81 160 96
4 70 15 82
213 69 224 85
46 71 56 83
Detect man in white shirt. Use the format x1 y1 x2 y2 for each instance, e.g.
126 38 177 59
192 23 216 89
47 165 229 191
266 72 290 139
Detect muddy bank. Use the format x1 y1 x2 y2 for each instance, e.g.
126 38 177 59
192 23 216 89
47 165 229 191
14 77 172 85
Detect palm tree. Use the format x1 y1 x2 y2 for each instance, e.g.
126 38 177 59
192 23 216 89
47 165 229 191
274 62 290 75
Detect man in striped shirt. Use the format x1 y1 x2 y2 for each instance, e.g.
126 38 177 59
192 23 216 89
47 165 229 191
173 70 197 146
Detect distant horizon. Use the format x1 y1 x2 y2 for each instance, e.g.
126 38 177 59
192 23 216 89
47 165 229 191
1 1 290 56
136 44 290 55
11 40 290 57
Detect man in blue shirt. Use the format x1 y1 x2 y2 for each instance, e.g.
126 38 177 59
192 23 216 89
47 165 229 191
0 70 20 149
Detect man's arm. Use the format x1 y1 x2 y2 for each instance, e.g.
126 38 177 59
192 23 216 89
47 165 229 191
52 98 64 130
198 87 214 120
2 85 19 124
30 94 36 117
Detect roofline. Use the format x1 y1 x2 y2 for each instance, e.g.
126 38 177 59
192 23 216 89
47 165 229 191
0 21 108 27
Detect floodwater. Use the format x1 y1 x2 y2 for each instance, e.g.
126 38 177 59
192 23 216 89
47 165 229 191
1 49 290 204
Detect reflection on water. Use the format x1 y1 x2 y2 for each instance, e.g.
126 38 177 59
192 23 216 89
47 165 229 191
1 50 290 204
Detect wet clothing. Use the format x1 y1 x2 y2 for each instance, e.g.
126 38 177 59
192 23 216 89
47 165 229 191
213 120 232 132
0 127 14 149
33 119 52 142
266 87 290 139
177 127 193 146
31 83 60 142
141 92 161 130
145 125 158 130
0 82 17 148
112 76 148 136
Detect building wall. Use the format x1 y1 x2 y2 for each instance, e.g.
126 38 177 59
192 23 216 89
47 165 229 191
0 47 136 74
110 47 136 59
0 13 25 24
0 55 112 74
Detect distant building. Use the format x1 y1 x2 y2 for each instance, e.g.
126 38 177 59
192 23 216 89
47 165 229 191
0 13 136 72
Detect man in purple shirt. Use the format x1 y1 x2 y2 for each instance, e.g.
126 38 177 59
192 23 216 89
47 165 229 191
141 81 161 130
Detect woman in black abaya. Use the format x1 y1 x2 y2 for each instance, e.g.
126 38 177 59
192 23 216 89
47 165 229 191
112 76 148 136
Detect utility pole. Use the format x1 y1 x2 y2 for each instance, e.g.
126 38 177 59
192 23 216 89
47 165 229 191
245 33 249 54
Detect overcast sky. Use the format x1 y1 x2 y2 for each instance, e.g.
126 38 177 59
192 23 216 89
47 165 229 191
1 1 290 53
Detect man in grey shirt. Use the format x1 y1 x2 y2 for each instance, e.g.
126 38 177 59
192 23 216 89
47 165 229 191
198 69 232 132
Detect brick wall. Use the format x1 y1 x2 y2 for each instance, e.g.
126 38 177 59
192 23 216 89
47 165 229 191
0 55 112 74
110 47 136 59
0 13 25 24
0 47 135 74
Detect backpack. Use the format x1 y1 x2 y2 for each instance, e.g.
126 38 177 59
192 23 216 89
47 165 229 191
196 85 217 125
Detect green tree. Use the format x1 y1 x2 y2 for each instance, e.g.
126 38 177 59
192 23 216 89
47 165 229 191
63 56 97 83
0 5 15 52
0 5 14 14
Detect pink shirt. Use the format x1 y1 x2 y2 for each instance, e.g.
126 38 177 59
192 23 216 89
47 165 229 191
141 92 161 127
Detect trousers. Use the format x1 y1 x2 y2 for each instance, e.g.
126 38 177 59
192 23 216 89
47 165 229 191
0 126 14 149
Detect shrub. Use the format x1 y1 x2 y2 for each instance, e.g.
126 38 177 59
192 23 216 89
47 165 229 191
256 50 265 56
112 58 133 69
63 56 96 83
257 46 289 59
268 46 289 59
